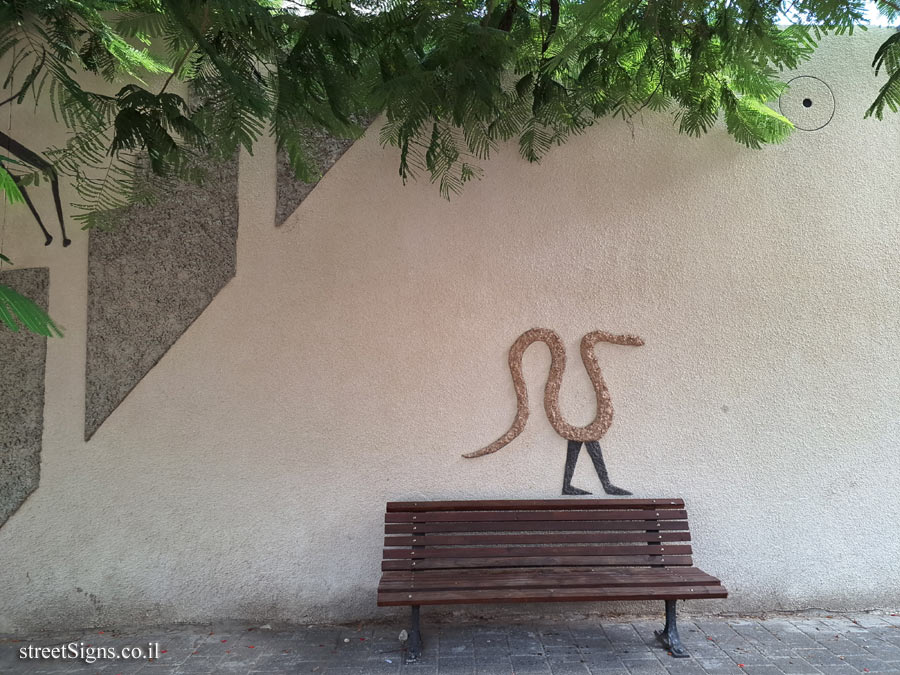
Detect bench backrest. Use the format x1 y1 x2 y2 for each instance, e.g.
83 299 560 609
383 499 694 572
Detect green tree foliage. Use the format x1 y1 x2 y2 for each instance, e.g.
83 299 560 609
1 0 896 212
0 0 897 334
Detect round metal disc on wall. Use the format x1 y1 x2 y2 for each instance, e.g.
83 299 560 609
778 76 835 131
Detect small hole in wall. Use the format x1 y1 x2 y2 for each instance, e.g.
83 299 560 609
802 98 813 108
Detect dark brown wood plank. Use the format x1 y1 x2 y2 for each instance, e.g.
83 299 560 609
383 544 694 559
377 584 727 606
380 566 718 581
385 520 690 534
386 509 687 524
382 554 694 571
384 532 691 547
387 499 684 512
379 571 720 593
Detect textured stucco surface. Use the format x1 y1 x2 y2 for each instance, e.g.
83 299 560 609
84 156 238 440
0 268 49 528
0 33 899 633
275 120 373 226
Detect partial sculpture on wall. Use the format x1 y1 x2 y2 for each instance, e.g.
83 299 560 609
0 130 71 247
84 156 239 440
464 328 644 496
0 267 50 528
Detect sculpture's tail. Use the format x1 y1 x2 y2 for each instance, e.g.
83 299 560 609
462 328 556 458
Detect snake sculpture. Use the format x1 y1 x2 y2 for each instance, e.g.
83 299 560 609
463 327 644 495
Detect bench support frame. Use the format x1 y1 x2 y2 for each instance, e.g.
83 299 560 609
407 605 423 662
655 599 689 658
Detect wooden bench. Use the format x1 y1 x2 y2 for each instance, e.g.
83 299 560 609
377 498 727 661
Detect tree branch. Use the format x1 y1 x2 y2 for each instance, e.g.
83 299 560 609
542 0 560 53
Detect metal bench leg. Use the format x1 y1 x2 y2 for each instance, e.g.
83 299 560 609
407 605 423 662
655 599 690 658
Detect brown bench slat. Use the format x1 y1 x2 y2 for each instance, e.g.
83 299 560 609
377 584 727 606
380 566 717 581
386 509 687 523
379 570 720 592
384 532 691 547
386 519 689 534
383 554 694 570
387 499 685 512
383 544 694 559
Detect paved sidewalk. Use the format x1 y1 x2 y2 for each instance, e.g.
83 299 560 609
3 613 900 674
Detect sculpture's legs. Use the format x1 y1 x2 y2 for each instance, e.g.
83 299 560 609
655 599 689 657
406 605 423 662
584 441 632 495
562 440 591 495
0 131 69 246
11 175 53 245
49 175 71 246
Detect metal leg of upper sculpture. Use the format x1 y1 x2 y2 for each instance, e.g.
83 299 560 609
584 440 632 495
655 599 690 657
562 440 592 495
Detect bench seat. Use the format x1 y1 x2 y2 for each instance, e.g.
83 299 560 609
377 498 727 661
379 566 726 605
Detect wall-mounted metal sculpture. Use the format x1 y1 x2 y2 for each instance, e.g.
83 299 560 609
0 130 71 247
464 328 643 496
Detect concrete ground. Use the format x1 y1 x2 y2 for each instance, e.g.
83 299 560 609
3 613 900 675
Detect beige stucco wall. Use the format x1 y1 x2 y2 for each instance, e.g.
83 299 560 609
1 32 899 633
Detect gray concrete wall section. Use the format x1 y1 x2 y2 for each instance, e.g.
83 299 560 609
0 268 49 528
84 157 239 440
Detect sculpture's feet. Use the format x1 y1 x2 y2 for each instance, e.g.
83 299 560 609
602 483 633 496
655 629 689 658
562 485 591 495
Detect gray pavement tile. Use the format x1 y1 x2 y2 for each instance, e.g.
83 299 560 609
812 666 874 675
474 664 513 675
837 653 896 672
662 661 707 675
622 658 668 675
509 654 553 673
740 666 784 675
864 644 900 662
693 660 747 675
767 657 823 675
586 659 629 673
846 616 890 629
715 646 772 665
793 650 852 667
171 656 216 674
548 662 592 675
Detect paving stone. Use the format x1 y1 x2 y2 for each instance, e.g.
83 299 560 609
509 654 553 673
768 656 823 674
662 661 707 675
692 659 747 675
474 661 513 675
548 663 591 675
741 666 785 675
864 644 900 662
436 656 475 674
623 658 669 675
